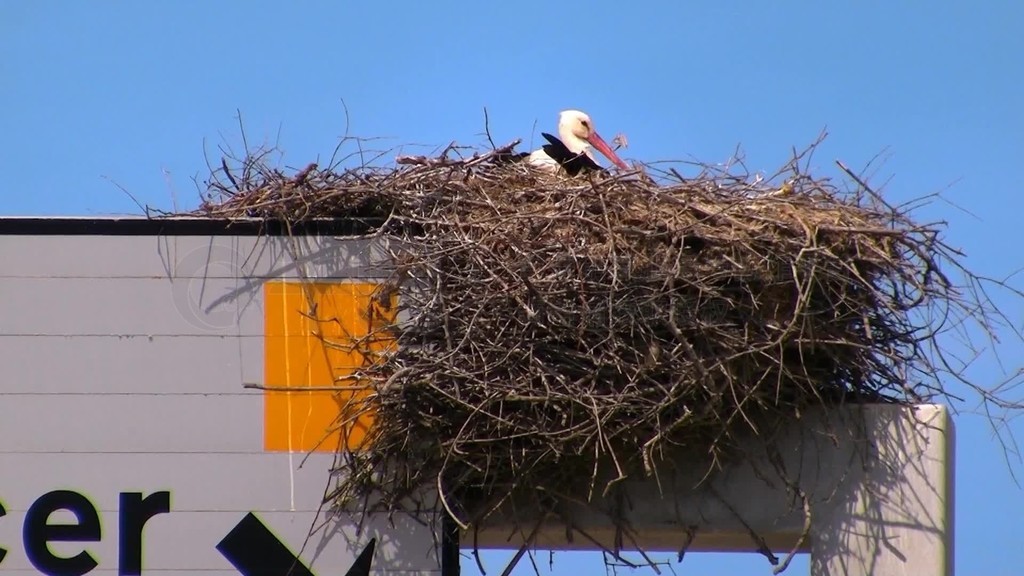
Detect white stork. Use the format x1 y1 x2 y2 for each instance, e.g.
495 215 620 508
527 110 630 176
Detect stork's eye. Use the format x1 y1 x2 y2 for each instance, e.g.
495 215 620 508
581 120 590 128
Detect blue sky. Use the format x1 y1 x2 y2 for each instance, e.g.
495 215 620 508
3 1 1024 574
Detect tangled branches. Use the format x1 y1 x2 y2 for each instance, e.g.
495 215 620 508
195 139 1016 556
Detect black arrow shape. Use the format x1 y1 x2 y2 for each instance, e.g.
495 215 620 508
344 537 375 576
217 512 377 576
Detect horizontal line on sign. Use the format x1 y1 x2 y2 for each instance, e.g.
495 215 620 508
0 275 333 280
0 571 437 574
0 450 328 455
0 334 263 338
0 275 178 279
0 275 384 280
0 507 334 514
0 392 254 397
0 216 386 236
0 565 249 569
0 568 461 575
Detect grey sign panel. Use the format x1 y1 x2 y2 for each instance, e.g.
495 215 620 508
0 221 442 576
0 394 261 453
0 235 390 279
0 277 265 336
0 335 261 394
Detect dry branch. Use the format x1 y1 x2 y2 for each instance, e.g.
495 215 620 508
189 137 1021 572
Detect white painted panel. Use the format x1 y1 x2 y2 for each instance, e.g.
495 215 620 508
0 235 392 279
0 277 263 336
0 335 260 394
0 394 263 453
473 405 953 576
0 234 179 278
0 231 441 576
0 275 393 336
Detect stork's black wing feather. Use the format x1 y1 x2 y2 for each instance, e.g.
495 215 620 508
493 150 530 164
540 132 603 176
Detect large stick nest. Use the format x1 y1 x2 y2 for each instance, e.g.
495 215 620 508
195 139 1000 544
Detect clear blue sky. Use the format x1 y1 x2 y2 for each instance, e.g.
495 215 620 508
3 1 1023 574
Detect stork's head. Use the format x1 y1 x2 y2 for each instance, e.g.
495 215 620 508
557 109 630 170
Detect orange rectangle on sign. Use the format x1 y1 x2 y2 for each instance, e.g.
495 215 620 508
263 281 394 453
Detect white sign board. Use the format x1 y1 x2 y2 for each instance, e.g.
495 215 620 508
0 219 447 576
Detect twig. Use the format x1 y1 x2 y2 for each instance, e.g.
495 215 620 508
498 513 548 576
709 486 779 566
190 132 1024 576
242 383 371 392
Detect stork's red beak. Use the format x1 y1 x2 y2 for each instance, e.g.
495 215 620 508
587 131 630 171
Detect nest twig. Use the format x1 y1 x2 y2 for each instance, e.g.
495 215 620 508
190 136 1022 570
